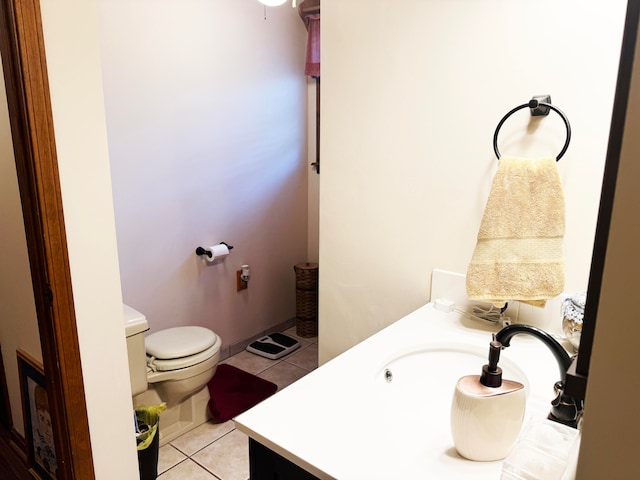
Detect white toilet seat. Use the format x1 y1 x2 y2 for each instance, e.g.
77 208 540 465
145 325 222 378
148 343 219 372
146 326 218 359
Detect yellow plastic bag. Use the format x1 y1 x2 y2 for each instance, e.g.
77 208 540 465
135 403 166 451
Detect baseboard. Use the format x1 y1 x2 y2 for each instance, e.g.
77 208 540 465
221 317 297 360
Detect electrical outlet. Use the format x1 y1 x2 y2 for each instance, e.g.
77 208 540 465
237 270 248 291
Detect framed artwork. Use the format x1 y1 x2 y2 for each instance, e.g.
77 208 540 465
17 350 57 480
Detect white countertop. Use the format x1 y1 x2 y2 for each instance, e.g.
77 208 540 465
235 303 562 479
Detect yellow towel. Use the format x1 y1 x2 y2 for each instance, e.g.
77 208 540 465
466 156 565 308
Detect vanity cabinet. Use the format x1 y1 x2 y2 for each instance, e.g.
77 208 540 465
249 438 320 480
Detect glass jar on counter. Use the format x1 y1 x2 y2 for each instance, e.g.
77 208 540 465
561 292 586 352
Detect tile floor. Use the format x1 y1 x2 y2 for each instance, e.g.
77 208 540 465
157 327 318 480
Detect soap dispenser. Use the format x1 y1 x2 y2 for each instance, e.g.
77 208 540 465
450 335 526 461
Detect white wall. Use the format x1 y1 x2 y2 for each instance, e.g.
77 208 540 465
319 0 627 362
39 1 139 477
18 0 630 477
9 1 309 477
97 1 309 348
0 48 43 438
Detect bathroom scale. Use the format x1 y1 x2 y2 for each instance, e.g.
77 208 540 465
246 332 300 360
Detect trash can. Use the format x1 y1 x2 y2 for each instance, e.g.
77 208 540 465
135 404 166 480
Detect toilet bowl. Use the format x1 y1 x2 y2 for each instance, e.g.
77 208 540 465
145 326 222 406
123 304 222 445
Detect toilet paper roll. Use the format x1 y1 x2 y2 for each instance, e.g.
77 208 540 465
206 244 230 263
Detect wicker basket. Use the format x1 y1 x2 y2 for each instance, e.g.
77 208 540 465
294 262 318 337
296 318 317 338
295 289 318 319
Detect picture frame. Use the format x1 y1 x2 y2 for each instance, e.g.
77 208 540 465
17 350 57 480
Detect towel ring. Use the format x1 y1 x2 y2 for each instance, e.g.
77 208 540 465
493 100 571 161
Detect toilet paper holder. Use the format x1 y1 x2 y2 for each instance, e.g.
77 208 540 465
195 242 234 259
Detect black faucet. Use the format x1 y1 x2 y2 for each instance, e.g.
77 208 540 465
495 324 582 428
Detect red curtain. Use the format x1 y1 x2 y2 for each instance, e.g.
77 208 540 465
304 14 320 77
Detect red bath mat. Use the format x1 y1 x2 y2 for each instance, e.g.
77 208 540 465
207 364 278 423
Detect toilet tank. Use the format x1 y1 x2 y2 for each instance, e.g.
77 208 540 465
123 304 149 396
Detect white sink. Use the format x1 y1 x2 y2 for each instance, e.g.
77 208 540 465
376 342 529 393
367 342 530 467
235 305 561 479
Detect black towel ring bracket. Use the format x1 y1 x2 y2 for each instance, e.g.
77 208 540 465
493 97 572 161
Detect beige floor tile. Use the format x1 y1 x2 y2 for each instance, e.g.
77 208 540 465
155 333 320 480
282 326 317 345
284 343 318 371
169 419 235 457
157 458 219 480
258 361 309 390
192 429 250 480
158 444 187 475
221 350 276 375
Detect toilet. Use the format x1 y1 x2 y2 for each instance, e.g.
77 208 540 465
123 304 222 445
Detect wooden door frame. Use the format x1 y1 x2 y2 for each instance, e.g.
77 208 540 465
0 1 94 479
